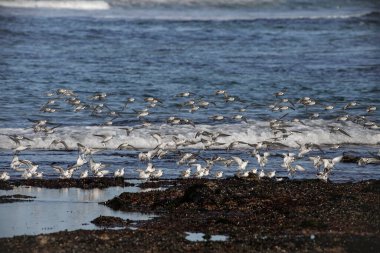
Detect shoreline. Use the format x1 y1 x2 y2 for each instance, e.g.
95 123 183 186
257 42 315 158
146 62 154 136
1 178 379 252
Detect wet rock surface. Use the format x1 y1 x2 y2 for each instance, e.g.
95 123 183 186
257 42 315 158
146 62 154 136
91 215 131 228
0 194 35 204
1 178 133 189
0 178 379 253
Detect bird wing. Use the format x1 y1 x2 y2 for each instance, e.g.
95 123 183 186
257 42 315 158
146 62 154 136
332 156 343 164
232 156 243 166
338 128 351 138
51 165 64 173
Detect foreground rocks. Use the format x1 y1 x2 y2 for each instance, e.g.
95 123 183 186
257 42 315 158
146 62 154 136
0 194 35 204
0 178 379 253
91 216 131 228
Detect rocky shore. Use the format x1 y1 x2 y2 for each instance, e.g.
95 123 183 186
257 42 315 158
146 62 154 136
0 177 379 252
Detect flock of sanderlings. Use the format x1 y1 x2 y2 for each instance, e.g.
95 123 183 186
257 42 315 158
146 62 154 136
1 87 379 182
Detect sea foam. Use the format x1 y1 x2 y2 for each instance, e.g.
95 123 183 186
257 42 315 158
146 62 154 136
0 0 110 10
0 120 379 151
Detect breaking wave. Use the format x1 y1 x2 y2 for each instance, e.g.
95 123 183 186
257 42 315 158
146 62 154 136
0 0 110 10
0 120 379 151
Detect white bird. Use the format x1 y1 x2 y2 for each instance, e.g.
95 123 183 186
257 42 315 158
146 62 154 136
34 172 43 178
281 153 295 169
145 163 155 173
95 169 110 178
267 171 276 178
114 168 125 178
251 167 258 174
150 169 163 179
21 170 33 179
51 164 75 179
232 156 249 170
136 169 150 180
309 156 323 170
75 154 87 168
235 171 249 178
181 168 191 178
322 156 343 173
20 160 39 174
0 172 10 181
80 170 89 179
89 157 107 174
215 171 223 179
93 134 114 146
256 152 270 167
258 170 265 178
13 145 30 153
10 155 22 171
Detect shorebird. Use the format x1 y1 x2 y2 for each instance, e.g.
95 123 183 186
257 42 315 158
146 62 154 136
232 156 249 170
50 139 69 150
316 156 343 181
251 167 258 174
366 106 376 113
281 153 295 169
215 171 223 179
322 156 343 173
6 134 33 146
358 157 380 166
288 164 306 175
10 155 23 171
117 143 137 150
309 156 323 170
90 92 107 100
89 157 107 174
94 169 110 178
235 171 249 178
138 149 158 161
150 169 163 179
343 101 357 110
255 152 270 167
181 168 191 178
328 126 351 137
136 169 150 180
114 168 125 178
21 170 33 179
51 164 75 179
80 170 89 179
93 134 114 146
0 172 10 181
267 171 276 178
176 92 192 97
75 154 87 168
13 145 30 154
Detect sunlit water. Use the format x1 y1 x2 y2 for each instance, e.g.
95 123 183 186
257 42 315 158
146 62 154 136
0 184 157 238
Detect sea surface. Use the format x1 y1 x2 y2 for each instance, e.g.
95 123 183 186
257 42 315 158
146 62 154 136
0 0 379 181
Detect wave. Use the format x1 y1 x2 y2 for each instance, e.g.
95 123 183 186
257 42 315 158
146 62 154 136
0 0 110 10
0 120 379 151
108 0 280 8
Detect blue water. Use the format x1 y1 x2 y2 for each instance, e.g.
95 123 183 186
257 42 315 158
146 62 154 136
0 0 379 181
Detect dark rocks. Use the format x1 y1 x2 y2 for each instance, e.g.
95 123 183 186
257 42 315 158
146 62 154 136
8 178 133 189
0 194 35 204
0 179 379 253
91 216 131 228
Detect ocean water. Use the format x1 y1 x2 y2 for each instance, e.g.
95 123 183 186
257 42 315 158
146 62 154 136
0 0 379 181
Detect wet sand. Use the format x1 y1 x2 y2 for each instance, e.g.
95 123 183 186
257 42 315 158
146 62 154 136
0 177 379 252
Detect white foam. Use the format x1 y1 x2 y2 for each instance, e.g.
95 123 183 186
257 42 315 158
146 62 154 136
0 120 379 151
0 0 110 10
